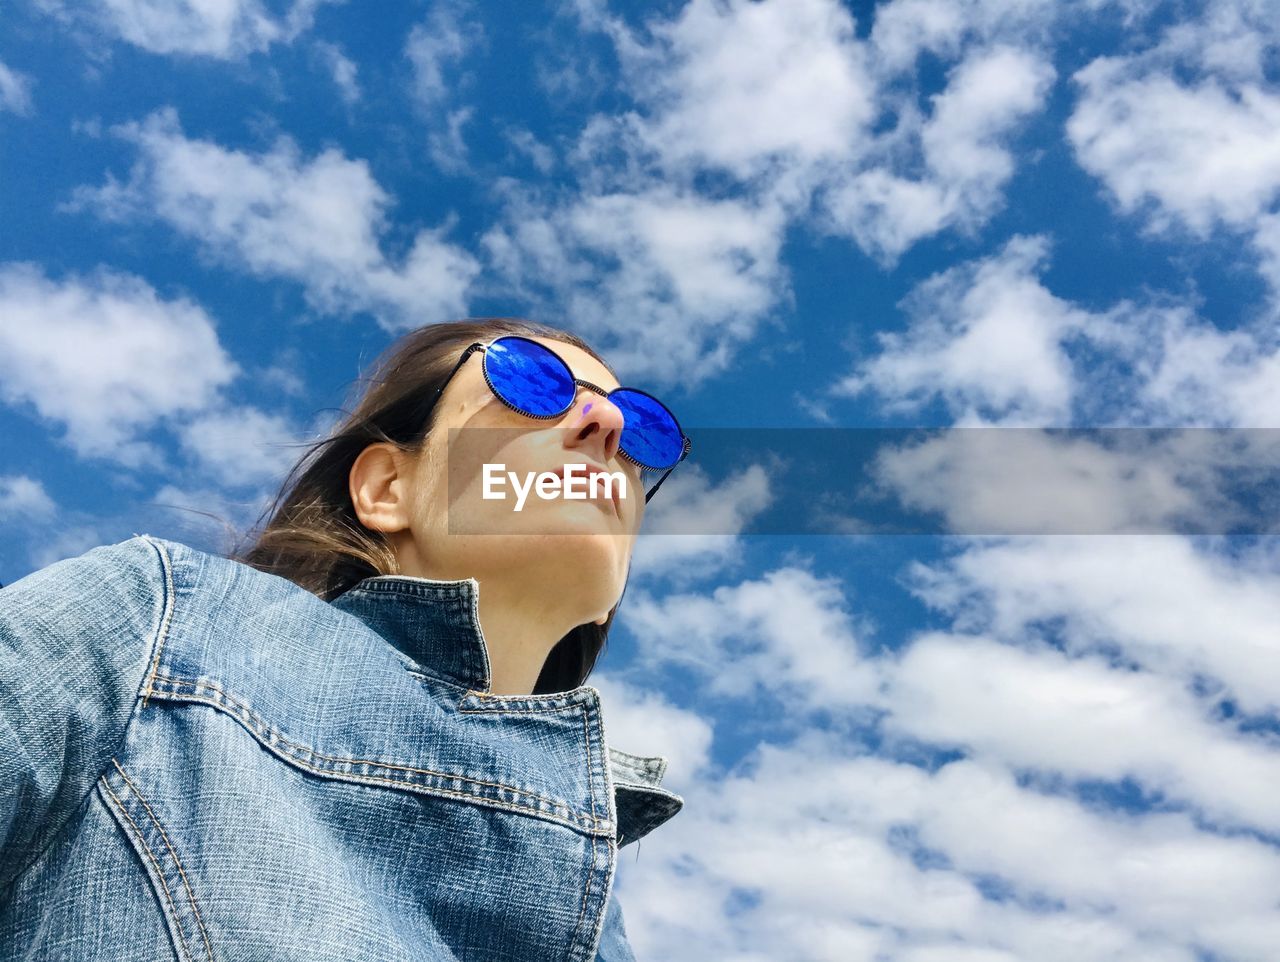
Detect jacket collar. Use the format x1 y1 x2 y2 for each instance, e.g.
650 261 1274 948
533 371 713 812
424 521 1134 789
328 572 685 847
607 747 684 847
329 575 493 692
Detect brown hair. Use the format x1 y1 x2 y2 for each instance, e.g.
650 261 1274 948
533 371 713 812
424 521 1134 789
226 317 627 694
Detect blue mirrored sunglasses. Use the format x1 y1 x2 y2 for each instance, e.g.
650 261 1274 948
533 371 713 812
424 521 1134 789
428 335 691 504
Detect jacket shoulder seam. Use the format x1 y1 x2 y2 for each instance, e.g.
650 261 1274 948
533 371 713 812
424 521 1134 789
136 535 177 709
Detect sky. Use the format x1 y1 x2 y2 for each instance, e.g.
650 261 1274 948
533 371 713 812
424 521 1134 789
3 0 1280 959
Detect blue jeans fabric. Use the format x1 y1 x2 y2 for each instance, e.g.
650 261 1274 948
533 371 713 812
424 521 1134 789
0 535 682 960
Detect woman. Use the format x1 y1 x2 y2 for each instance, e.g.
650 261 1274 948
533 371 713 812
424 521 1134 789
0 318 690 961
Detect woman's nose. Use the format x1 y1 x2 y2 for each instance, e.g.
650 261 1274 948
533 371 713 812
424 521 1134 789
563 393 625 464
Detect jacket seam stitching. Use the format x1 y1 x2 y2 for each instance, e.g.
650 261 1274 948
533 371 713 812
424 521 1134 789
345 581 472 600
148 674 612 834
581 709 598 823
141 536 177 708
152 675 580 813
405 671 592 711
587 839 619 957
457 699 586 716
112 759 216 962
573 686 613 961
570 832 596 961
100 778 196 962
399 667 473 695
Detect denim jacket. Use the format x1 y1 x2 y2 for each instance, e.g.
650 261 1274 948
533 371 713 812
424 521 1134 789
0 534 683 961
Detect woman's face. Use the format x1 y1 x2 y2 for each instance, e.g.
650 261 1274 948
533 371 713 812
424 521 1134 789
370 336 646 626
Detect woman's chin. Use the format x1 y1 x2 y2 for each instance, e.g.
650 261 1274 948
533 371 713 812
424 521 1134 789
440 502 630 590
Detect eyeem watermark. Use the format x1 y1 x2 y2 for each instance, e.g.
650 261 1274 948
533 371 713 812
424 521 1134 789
482 462 628 512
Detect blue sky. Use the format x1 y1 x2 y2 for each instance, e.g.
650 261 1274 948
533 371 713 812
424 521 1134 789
4 1 1280 959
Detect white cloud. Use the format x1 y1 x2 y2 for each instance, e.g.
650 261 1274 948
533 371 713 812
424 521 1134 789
26 526 111 571
628 0 876 180
821 168 957 267
1066 1 1280 297
905 757 1280 956
249 346 309 398
503 127 556 175
314 40 359 104
822 44 1056 262
599 0 1057 260
69 107 479 330
404 2 485 173
482 182 789 386
619 727 1256 961
1069 67 1280 236
611 519 1280 960
148 482 273 549
0 61 34 115
0 476 56 521
866 428 1247 535
622 565 880 711
866 0 1063 75
178 405 305 488
867 0 971 73
405 1 481 109
628 463 773 577
427 106 475 174
0 262 238 466
904 536 1280 718
591 672 715 784
1254 211 1280 294
835 234 1086 423
882 631 1280 835
1133 307 1280 425
836 233 1280 425
38 0 342 59
503 0 1062 386
1142 0 1278 84
922 44 1053 203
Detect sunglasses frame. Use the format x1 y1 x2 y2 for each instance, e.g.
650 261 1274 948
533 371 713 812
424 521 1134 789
427 335 692 504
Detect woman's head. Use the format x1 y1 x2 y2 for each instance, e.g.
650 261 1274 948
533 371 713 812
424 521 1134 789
230 317 645 694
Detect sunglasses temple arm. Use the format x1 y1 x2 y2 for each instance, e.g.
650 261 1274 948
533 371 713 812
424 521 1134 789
643 436 690 503
644 466 675 504
446 344 484 395
426 343 483 413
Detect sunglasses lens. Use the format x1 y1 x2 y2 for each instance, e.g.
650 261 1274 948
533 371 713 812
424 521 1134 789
484 337 576 417
611 389 685 470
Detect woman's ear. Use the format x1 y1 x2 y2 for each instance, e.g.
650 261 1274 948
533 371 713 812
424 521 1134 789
349 442 413 534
